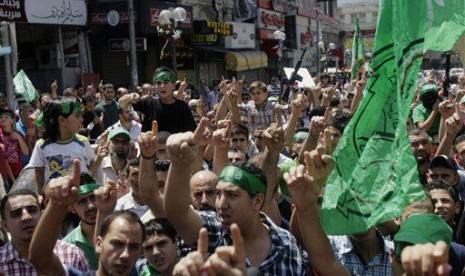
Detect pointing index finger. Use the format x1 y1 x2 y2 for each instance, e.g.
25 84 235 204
71 159 81 186
193 117 209 140
151 121 158 137
197 227 209 258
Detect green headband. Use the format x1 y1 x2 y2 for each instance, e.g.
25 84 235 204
35 112 44 127
293 132 308 142
60 102 82 115
153 70 176 83
79 183 99 195
219 165 266 196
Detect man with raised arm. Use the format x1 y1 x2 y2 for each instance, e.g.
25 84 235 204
163 130 312 275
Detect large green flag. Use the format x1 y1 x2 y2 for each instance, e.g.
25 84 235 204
351 17 364 79
13 70 38 103
321 0 465 235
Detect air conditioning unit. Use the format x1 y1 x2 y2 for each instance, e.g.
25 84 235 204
36 44 61 69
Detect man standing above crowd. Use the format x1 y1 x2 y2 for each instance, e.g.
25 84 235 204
119 67 196 133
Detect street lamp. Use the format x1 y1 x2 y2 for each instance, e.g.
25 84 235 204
273 30 286 79
156 7 187 75
318 42 336 72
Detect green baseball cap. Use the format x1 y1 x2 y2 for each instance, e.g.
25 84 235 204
419 84 439 96
108 126 130 141
393 213 452 257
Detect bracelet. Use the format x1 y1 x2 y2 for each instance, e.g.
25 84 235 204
140 153 156 160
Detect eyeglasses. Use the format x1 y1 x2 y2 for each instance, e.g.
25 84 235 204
231 138 247 143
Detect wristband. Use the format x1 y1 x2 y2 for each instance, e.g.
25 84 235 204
141 153 156 160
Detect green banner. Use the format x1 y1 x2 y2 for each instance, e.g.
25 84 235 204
351 17 365 79
13 70 38 103
321 0 465 235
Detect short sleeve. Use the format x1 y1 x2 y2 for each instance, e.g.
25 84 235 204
412 105 426 125
28 140 45 168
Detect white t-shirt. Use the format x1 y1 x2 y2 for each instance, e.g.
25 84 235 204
29 134 95 183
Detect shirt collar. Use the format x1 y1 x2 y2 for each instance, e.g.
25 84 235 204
0 242 27 264
342 231 392 255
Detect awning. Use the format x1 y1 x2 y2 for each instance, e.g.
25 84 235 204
226 51 268 71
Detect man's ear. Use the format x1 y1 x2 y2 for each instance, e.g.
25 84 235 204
1 219 10 234
253 194 265 212
95 236 103 255
455 201 461 215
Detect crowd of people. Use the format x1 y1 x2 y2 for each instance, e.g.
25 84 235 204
0 65 465 275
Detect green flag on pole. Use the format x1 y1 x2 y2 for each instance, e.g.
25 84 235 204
350 18 364 79
13 70 38 103
321 0 465 235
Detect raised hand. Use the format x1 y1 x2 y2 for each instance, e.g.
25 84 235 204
193 117 213 147
203 223 247 276
304 136 335 185
220 76 228 95
166 131 199 166
116 171 129 198
399 241 451 276
45 159 81 207
456 89 465 103
263 121 284 153
172 228 209 276
51 80 58 92
138 121 159 159
97 139 110 159
213 120 232 148
309 107 330 141
94 180 117 215
439 92 454 119
283 165 320 210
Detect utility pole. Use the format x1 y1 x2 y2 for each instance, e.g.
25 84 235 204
1 22 14 110
127 0 138 90
315 7 320 78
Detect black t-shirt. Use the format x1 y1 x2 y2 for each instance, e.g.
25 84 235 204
134 97 197 133
82 110 103 139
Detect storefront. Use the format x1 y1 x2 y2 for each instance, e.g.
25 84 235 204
89 0 193 86
0 0 89 101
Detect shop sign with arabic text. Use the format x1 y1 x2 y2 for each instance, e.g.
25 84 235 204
0 0 87 26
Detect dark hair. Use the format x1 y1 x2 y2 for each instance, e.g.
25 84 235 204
144 218 177 243
1 189 39 220
326 112 351 135
157 131 171 144
81 94 95 105
229 161 267 197
126 158 140 174
41 96 82 142
80 172 98 186
103 84 114 91
0 108 14 118
99 210 145 241
329 98 340 107
408 128 429 137
426 181 460 203
228 147 243 154
155 159 171 173
308 106 326 120
231 123 249 138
